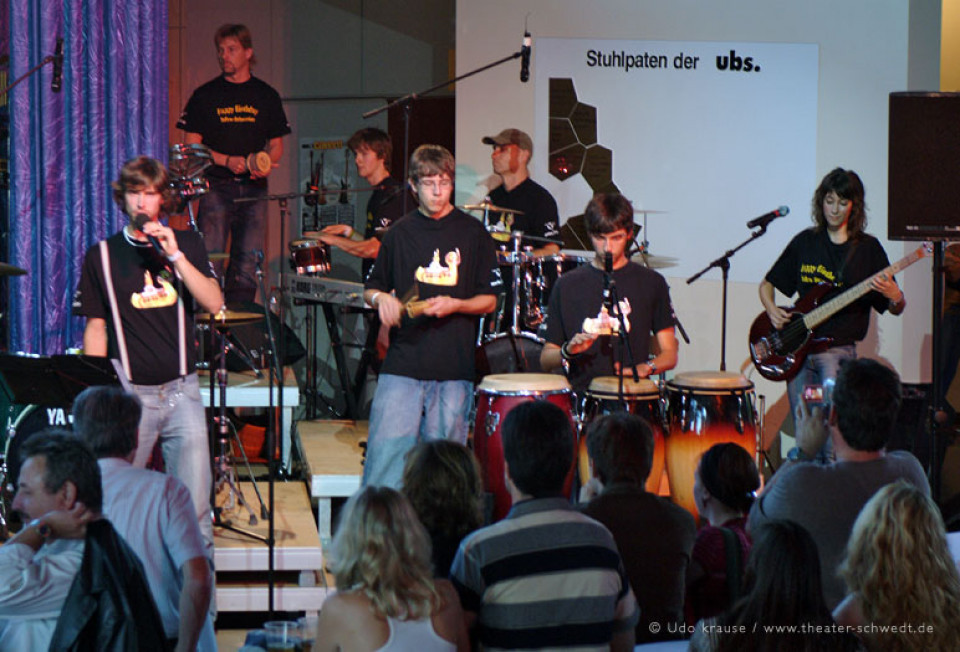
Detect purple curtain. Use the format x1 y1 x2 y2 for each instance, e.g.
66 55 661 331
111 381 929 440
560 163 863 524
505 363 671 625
8 0 168 354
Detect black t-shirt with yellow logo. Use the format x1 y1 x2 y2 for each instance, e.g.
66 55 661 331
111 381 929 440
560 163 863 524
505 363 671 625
75 229 214 385
765 228 892 345
176 75 290 181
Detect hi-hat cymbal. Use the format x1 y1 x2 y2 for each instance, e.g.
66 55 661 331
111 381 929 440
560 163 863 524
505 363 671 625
0 262 27 276
196 310 263 327
208 252 230 261
461 201 524 216
634 209 667 215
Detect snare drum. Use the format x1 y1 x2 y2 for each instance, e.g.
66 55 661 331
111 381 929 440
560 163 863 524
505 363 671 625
473 374 576 522
579 376 666 494
664 371 757 517
289 239 331 276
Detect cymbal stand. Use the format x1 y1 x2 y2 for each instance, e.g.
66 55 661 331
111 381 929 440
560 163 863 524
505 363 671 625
210 318 267 544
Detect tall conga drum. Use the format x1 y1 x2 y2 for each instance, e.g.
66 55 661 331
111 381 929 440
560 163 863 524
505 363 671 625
473 373 576 522
664 371 757 517
578 376 665 494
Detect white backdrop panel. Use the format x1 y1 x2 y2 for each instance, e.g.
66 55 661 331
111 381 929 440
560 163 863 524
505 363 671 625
532 38 818 283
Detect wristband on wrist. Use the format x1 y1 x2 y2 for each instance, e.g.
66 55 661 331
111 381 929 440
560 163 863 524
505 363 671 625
647 360 658 374
786 446 812 462
370 291 381 308
167 250 183 263
27 518 51 540
560 341 579 361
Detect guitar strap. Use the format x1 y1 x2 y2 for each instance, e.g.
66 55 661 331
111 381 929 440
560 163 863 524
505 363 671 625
835 235 859 288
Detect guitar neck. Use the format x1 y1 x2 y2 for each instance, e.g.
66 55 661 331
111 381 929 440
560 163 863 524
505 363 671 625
802 245 927 330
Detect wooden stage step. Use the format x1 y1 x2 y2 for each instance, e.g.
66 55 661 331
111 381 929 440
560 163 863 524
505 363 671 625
297 419 367 538
214 480 328 617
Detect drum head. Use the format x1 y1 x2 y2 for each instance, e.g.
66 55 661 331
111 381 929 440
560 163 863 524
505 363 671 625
475 333 545 381
477 372 571 394
587 375 659 398
669 371 754 391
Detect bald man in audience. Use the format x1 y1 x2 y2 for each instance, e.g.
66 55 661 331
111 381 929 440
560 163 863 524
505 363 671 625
748 358 929 609
72 386 215 652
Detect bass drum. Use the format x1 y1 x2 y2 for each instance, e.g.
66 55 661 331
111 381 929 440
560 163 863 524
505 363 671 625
475 332 544 382
3 405 73 491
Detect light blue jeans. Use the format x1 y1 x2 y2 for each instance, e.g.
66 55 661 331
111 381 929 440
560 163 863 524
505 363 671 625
787 344 856 463
362 374 473 489
131 373 213 556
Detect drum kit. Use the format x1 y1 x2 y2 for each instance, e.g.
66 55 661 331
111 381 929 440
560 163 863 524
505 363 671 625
471 369 761 520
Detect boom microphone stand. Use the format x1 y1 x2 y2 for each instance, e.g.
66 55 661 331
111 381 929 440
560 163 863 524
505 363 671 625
363 38 531 213
687 223 773 371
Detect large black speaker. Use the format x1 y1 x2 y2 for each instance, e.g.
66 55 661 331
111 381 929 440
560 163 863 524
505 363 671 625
888 92 960 241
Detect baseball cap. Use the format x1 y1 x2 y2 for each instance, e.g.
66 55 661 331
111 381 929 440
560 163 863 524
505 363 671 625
482 128 533 153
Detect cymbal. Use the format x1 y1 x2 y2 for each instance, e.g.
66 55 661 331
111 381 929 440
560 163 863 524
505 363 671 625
196 310 263 327
634 209 667 215
633 252 678 269
0 262 27 276
461 202 524 216
208 252 230 261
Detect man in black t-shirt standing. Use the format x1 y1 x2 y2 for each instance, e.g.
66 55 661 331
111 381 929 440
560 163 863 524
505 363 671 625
75 156 223 553
759 168 905 461
541 194 678 395
177 23 290 304
305 127 406 278
362 145 501 489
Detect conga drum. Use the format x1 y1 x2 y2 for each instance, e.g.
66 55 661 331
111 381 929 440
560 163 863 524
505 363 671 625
664 371 757 517
473 373 576 522
579 376 665 494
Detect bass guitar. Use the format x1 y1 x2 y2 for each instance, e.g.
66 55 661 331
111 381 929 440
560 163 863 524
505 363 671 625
748 242 931 381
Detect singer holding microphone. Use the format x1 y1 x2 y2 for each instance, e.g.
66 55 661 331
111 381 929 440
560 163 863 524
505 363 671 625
759 167 905 462
74 156 222 554
540 193 678 394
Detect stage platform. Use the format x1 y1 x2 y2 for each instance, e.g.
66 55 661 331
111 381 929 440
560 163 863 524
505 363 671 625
297 419 367 539
213 480 328 617
198 369 300 472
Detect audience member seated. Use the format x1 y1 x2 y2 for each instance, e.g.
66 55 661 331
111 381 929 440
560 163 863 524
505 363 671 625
689 519 860 652
835 480 960 651
578 412 696 643
748 358 929 609
401 440 484 577
71 385 215 652
451 401 638 651
685 442 760 625
316 486 469 651
2 430 167 650
0 431 95 650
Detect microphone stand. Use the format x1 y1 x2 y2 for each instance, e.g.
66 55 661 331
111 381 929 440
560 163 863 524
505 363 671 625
604 266 639 409
0 51 58 99
687 224 771 371
363 46 528 214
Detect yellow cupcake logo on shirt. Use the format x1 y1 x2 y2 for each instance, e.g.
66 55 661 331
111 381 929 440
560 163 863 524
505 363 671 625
131 271 178 309
415 249 460 286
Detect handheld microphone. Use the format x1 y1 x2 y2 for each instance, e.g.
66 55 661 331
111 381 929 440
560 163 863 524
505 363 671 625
520 32 531 83
133 213 165 257
602 251 614 312
746 205 789 229
51 37 63 93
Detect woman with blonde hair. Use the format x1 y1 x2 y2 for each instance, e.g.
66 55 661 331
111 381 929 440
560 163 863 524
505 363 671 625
315 486 468 651
835 480 960 651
